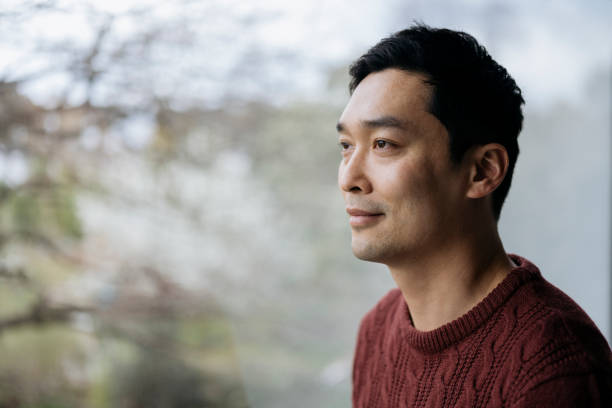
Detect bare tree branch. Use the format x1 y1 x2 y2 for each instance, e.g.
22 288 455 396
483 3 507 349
0 297 94 333
0 265 29 283
5 230 86 266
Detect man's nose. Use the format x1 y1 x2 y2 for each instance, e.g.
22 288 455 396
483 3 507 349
338 148 373 194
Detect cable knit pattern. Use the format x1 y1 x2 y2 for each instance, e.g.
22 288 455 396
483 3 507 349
352 255 612 407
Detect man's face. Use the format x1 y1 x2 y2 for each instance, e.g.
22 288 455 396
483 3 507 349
337 68 468 265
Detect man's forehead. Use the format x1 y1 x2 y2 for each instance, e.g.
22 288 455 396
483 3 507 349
338 69 432 132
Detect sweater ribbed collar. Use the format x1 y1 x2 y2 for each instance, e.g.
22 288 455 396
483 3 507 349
395 254 541 354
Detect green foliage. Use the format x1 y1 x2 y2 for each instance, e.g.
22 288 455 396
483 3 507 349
3 186 82 240
0 284 37 320
105 317 249 408
110 353 209 408
49 189 82 240
11 191 40 232
0 326 86 407
22 401 72 408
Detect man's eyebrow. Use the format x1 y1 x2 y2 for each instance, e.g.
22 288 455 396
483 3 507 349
362 116 412 131
336 116 415 134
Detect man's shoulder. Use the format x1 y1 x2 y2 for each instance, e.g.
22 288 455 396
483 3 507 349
512 274 610 355
501 273 612 385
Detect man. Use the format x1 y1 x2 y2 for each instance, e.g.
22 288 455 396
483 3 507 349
337 24 612 407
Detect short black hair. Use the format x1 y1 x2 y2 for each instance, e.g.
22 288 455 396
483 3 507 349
348 23 524 220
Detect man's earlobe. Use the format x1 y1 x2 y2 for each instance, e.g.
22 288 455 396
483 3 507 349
466 144 509 199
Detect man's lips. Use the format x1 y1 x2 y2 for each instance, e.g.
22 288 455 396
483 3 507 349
346 208 382 216
346 208 384 227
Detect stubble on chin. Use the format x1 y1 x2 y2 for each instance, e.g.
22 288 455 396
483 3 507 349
351 231 395 263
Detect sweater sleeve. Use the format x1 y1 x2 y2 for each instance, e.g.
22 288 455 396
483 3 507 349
509 372 612 408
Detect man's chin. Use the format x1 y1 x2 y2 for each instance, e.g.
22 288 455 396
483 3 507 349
353 252 382 263
351 238 386 263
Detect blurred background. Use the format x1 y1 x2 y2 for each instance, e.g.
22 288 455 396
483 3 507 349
0 0 610 406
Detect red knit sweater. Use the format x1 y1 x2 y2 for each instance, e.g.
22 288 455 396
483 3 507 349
352 255 612 407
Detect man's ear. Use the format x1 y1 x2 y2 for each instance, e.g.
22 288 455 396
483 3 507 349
465 143 509 199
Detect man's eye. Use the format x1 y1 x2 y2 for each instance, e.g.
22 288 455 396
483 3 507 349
375 140 391 148
339 142 350 150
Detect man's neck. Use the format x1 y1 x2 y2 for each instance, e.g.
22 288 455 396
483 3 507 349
388 230 514 332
